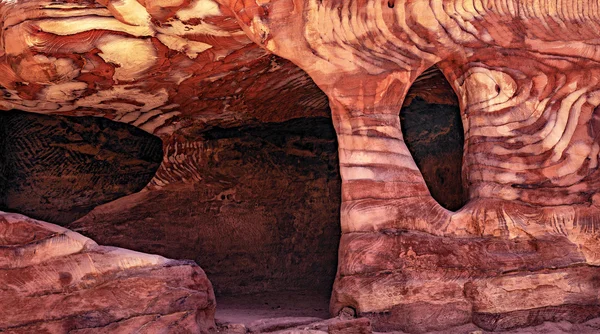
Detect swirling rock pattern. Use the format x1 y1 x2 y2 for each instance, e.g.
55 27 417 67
0 0 330 139
212 0 600 330
3 0 600 332
0 211 216 333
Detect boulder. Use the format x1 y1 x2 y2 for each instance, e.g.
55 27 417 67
0 211 216 333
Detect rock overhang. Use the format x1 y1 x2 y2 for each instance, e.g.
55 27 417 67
3 0 600 332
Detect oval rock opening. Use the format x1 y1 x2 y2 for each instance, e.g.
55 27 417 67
0 110 163 224
401 67 467 211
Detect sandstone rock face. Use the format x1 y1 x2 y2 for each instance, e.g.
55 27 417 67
0 0 330 139
334 231 600 332
0 211 216 333
2 0 600 332
69 117 342 295
0 95 463 298
220 0 600 331
0 110 163 224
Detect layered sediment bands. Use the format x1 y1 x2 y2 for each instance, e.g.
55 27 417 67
439 51 600 242
69 117 342 295
4 0 600 332
0 0 330 138
332 231 600 332
222 0 600 234
217 0 600 331
0 110 162 225
0 211 216 333
0 95 474 300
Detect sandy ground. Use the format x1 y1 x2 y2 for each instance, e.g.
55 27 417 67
215 290 331 326
213 290 600 333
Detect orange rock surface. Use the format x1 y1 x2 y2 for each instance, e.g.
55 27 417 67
2 0 600 332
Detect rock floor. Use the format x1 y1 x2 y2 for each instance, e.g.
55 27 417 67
212 290 600 333
215 290 330 326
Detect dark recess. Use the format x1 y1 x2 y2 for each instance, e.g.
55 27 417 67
199 117 341 295
401 97 466 211
65 116 342 296
0 110 163 224
0 103 464 296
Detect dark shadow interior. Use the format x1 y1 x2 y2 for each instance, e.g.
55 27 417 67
0 110 342 306
0 74 465 323
0 110 163 224
401 73 466 211
194 117 341 296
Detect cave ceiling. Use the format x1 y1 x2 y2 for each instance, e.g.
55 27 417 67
0 0 456 138
4 0 600 333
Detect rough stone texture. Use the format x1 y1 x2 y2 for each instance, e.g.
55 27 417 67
332 231 598 333
214 316 600 334
0 211 216 333
328 318 372 334
246 317 324 333
69 117 342 295
220 0 600 331
2 0 600 332
0 91 462 299
0 110 162 224
0 0 331 139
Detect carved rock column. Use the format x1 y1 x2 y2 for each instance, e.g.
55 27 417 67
217 0 600 331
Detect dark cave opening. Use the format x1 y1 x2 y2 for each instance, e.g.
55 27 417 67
0 110 341 320
0 110 163 224
0 90 466 323
401 69 467 211
195 117 341 297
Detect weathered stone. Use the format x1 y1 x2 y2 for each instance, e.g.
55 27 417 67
0 212 216 333
0 110 162 224
68 117 342 295
327 318 372 334
3 0 600 332
247 317 324 333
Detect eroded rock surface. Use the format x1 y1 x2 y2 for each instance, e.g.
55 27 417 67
221 0 600 330
0 211 216 333
0 110 163 224
0 88 463 298
69 117 342 295
2 0 600 332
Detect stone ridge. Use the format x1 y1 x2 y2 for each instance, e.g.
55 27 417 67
0 211 216 333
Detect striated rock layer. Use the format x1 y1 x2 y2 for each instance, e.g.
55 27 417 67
0 97 463 298
0 110 163 224
218 0 600 331
2 0 600 332
0 211 216 333
334 231 600 332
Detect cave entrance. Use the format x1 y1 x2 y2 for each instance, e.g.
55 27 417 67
0 110 342 324
67 117 341 324
191 118 342 323
0 65 464 326
0 110 163 224
401 66 467 211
